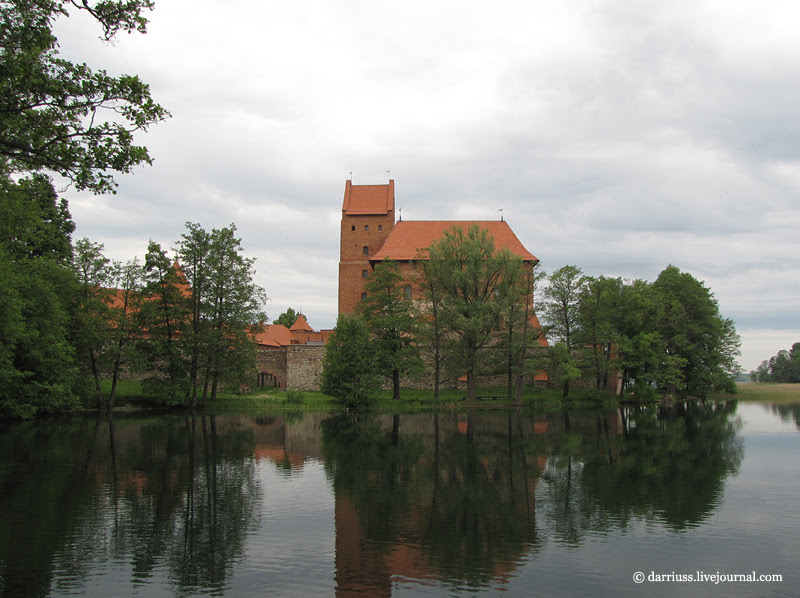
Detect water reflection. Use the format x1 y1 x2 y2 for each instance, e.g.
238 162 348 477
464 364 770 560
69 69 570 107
321 401 744 594
0 414 261 597
0 402 747 597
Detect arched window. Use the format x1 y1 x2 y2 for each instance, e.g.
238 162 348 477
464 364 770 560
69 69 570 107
362 269 368 278
362 245 369 255
361 292 367 300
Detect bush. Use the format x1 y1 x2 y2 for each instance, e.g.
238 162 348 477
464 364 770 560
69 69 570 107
286 389 305 404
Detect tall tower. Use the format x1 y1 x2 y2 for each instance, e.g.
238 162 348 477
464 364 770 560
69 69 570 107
338 179 395 314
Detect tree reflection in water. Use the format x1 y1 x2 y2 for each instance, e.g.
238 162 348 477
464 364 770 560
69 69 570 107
0 401 745 597
321 401 743 594
0 413 261 597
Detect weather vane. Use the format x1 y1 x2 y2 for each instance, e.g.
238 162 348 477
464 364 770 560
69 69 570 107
499 208 504 222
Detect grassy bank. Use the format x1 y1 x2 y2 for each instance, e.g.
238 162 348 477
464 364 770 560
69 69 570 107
99 380 619 413
721 382 800 403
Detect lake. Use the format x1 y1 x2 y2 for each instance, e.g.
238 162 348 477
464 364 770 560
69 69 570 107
0 401 797 597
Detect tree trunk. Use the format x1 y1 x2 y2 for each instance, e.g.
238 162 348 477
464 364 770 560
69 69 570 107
89 348 104 411
433 345 440 400
392 368 401 400
467 369 477 402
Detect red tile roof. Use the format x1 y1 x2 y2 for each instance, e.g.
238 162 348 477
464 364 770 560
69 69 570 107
371 221 538 262
342 180 395 215
289 314 314 332
253 325 296 347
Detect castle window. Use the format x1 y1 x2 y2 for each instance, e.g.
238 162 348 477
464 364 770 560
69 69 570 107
361 292 367 300
378 225 383 231
362 245 369 255
404 285 412 300
364 225 369 232
351 225 355 231
362 269 368 278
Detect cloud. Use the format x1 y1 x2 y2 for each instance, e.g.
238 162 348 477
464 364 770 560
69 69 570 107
52 0 800 366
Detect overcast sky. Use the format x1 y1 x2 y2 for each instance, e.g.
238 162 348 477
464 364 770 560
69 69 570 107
54 0 799 372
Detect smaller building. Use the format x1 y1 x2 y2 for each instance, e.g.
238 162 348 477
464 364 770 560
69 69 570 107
253 315 331 391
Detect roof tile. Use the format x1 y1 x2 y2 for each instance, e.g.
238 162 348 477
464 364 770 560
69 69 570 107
371 221 537 262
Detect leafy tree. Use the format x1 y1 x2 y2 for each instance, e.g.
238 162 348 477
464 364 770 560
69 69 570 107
751 342 800 383
0 0 169 193
423 224 523 401
274 307 302 328
0 172 79 418
175 222 211 402
577 276 623 391
541 265 585 397
495 263 545 403
358 260 422 399
419 257 446 400
72 237 113 409
320 314 381 407
104 256 143 406
198 224 267 401
651 265 740 395
136 240 190 402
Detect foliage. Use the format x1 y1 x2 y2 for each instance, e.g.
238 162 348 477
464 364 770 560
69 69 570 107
651 265 740 395
541 265 585 396
285 389 305 404
358 260 422 399
320 313 381 407
423 224 523 401
0 0 169 193
493 263 545 402
72 237 114 408
751 342 800 383
274 307 302 328
0 172 80 418
135 240 190 402
138 223 268 406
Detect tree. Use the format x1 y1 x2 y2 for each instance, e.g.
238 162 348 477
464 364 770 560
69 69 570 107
651 265 740 396
423 224 523 401
321 313 381 407
274 308 301 328
136 240 190 402
0 172 80 418
72 237 113 409
419 257 446 400
358 260 422 399
175 222 211 402
0 0 169 193
541 265 585 397
576 276 623 391
104 256 143 407
495 262 545 404
198 224 267 402
751 342 800 383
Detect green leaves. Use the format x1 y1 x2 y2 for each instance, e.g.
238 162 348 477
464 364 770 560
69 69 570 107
0 0 168 193
321 314 381 407
423 224 525 400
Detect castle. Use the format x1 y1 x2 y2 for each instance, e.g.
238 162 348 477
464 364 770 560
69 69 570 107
256 179 547 391
338 179 540 314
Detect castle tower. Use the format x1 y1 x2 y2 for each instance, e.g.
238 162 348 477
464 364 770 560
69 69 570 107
338 179 395 315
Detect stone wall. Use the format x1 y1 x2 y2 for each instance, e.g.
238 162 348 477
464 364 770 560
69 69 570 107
286 345 327 391
256 346 287 388
257 343 548 393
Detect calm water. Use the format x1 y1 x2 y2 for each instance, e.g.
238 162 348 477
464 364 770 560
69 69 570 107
1 401 798 597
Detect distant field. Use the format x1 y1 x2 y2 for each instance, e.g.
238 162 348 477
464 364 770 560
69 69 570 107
730 383 800 403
